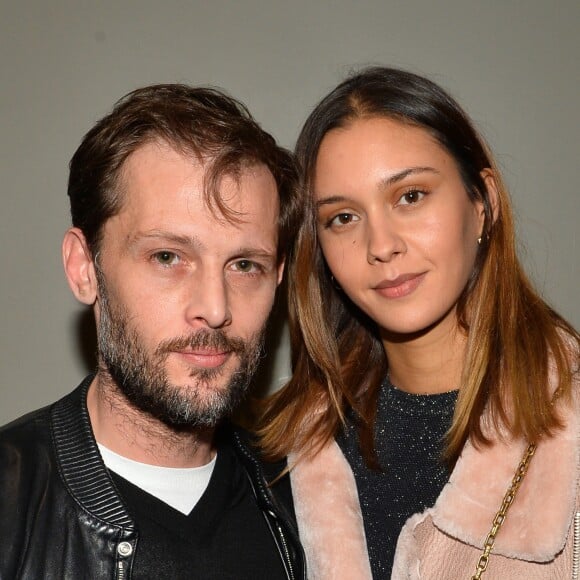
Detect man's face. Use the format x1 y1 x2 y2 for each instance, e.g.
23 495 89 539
93 140 282 428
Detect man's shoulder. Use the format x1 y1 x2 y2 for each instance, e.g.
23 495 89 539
0 380 89 459
0 403 53 448
0 402 58 495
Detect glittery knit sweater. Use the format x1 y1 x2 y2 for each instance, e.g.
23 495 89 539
336 379 458 579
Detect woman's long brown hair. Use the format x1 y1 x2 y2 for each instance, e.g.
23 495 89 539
259 66 579 467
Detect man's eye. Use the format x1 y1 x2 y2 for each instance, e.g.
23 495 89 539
233 260 258 273
153 251 179 266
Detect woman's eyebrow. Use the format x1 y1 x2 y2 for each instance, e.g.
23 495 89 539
316 194 349 208
316 166 440 208
378 166 440 188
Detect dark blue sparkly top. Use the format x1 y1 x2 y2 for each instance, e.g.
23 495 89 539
336 378 458 579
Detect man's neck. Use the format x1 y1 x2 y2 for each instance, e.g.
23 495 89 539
86 375 215 468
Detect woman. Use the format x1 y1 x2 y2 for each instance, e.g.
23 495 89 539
260 67 580 579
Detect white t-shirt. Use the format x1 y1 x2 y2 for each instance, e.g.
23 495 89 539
98 443 216 515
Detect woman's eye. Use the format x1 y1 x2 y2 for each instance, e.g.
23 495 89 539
399 190 426 206
152 251 180 266
328 213 358 227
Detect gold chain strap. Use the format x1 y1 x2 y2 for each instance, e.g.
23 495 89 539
470 442 537 579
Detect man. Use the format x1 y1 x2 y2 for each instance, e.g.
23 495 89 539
0 84 305 579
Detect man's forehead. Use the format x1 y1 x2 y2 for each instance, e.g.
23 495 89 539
118 140 278 210
101 142 279 247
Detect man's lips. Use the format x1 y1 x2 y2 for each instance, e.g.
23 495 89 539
373 273 426 298
173 349 232 369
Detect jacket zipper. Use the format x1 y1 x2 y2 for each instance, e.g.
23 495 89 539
279 527 295 580
270 510 295 580
117 560 126 580
573 511 580 580
258 506 295 580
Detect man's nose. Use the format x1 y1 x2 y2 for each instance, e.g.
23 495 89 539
184 269 232 329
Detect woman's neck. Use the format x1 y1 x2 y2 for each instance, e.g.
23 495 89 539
381 317 466 395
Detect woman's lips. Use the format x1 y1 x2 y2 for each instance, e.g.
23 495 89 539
373 273 426 299
174 349 231 368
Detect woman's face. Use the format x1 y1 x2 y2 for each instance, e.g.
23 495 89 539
314 116 485 338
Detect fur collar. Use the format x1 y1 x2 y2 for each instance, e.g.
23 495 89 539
289 441 373 579
431 394 580 561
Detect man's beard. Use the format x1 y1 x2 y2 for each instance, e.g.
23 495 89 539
95 273 265 429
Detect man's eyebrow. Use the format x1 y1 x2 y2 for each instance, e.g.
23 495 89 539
316 166 440 208
233 248 278 261
128 230 202 248
128 231 277 259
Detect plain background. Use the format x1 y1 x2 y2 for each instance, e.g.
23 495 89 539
1 1 578 425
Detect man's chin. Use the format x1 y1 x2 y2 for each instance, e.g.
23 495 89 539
133 369 249 429
172 371 233 397
128 386 234 430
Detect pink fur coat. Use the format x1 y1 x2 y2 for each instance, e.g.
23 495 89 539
290 384 580 579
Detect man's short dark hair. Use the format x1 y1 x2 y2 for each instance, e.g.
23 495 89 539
68 84 300 259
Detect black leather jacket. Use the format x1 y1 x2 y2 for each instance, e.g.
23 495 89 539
0 376 305 579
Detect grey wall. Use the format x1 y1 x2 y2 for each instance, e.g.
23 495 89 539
1 1 578 424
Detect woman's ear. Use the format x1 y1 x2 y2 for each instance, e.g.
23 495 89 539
62 228 98 305
480 168 500 225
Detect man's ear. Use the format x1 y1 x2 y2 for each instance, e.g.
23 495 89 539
480 168 500 225
62 228 98 305
276 257 286 286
